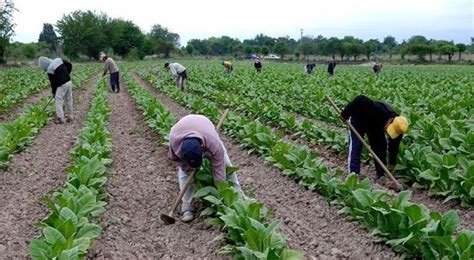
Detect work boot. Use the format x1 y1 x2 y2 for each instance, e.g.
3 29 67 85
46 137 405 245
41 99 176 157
54 118 64 124
181 211 194 222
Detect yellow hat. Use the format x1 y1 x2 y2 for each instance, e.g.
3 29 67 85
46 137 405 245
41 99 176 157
386 116 408 139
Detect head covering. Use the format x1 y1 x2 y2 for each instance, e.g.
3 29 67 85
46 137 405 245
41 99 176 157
181 138 202 169
100 52 107 61
386 116 408 139
38 56 51 71
164 62 170 68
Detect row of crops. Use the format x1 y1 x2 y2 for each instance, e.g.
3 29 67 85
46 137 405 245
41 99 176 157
137 61 474 208
0 65 100 171
130 61 473 259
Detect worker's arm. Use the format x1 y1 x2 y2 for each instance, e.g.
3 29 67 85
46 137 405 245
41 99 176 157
103 61 109 76
209 141 226 182
169 65 178 77
388 135 402 165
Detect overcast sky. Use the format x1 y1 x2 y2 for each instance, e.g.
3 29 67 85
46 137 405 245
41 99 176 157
10 0 474 45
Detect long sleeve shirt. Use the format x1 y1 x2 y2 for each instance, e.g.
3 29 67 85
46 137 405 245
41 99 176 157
168 63 186 77
168 115 226 181
46 59 72 95
223 61 232 69
341 95 401 164
103 57 119 75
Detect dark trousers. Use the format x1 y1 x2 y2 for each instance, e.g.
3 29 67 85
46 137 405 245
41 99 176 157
348 117 387 178
110 72 120 92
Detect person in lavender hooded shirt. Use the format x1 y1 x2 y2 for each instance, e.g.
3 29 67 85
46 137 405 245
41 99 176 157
168 114 245 222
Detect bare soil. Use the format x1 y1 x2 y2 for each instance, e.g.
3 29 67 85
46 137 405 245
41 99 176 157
133 72 399 258
0 76 99 258
89 80 224 259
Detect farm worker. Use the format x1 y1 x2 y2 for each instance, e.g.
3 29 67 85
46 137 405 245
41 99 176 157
327 60 336 76
373 63 383 76
168 114 245 222
254 58 262 73
100 53 120 93
221 61 233 74
164 62 187 91
305 63 316 74
38 57 73 124
340 95 408 181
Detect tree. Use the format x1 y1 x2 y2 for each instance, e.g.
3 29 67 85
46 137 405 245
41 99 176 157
363 39 381 61
0 0 17 63
273 41 289 59
439 44 458 61
297 41 313 60
294 51 300 60
21 43 37 59
57 10 110 59
149 24 180 47
186 44 193 55
261 46 269 56
38 23 59 54
383 36 397 60
106 19 144 57
455 43 466 60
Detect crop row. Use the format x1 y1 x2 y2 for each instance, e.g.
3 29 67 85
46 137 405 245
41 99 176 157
123 72 301 259
142 64 473 208
29 78 112 259
136 68 473 259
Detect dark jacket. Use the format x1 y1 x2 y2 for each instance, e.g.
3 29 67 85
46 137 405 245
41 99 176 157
328 62 336 73
341 95 401 164
48 60 72 95
254 61 262 69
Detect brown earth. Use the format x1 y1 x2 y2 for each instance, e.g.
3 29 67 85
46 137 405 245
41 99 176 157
0 76 99 258
132 72 399 258
88 80 225 259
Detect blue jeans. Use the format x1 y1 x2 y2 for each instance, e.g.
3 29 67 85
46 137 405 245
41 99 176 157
348 118 387 178
110 72 120 92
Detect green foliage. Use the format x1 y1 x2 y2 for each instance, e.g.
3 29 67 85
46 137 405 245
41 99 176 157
29 78 112 259
136 62 473 258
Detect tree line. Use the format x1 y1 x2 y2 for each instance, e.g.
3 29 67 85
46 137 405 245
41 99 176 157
0 1 472 63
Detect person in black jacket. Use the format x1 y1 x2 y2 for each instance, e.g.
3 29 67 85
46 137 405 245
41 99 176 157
305 63 315 74
373 63 383 77
340 95 408 180
328 60 336 76
38 57 73 124
254 58 262 73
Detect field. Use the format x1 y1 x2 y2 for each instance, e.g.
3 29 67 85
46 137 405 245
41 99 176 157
0 60 472 259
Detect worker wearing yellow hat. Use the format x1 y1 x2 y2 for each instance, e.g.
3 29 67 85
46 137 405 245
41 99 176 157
340 95 408 180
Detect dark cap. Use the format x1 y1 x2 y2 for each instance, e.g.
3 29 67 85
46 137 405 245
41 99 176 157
164 62 170 68
181 138 202 169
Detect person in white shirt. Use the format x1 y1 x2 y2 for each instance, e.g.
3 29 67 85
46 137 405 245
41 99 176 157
164 62 187 91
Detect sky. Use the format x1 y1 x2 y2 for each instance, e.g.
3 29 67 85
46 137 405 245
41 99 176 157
9 0 474 45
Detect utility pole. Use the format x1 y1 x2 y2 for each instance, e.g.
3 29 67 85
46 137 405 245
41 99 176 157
300 28 303 41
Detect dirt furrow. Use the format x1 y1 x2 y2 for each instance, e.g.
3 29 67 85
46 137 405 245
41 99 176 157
132 73 398 259
0 87 50 123
0 76 99 258
89 80 223 259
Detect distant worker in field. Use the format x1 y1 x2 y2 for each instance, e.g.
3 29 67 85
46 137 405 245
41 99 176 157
164 62 187 91
373 63 383 77
340 95 408 182
221 61 233 74
38 56 73 124
327 60 336 76
305 63 316 74
168 114 245 222
254 58 262 73
100 53 120 93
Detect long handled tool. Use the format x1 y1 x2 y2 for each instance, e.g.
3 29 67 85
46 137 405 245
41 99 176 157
40 97 54 114
160 109 230 225
325 95 403 191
